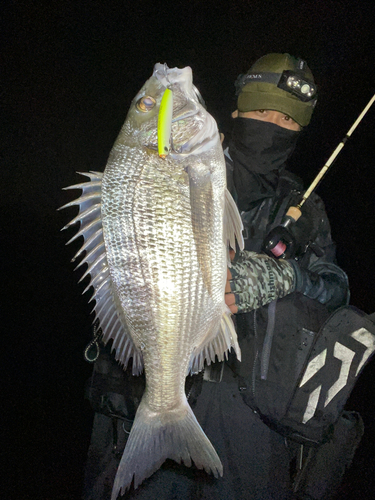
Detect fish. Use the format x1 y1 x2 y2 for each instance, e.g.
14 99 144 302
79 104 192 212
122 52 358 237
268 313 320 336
61 63 244 498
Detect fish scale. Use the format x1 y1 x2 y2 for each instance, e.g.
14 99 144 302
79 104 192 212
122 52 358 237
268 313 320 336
62 63 244 497
104 152 198 413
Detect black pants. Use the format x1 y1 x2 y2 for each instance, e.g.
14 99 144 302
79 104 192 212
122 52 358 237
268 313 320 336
83 364 295 500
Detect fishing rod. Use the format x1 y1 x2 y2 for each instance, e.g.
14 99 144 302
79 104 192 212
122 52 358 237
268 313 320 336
264 93 375 259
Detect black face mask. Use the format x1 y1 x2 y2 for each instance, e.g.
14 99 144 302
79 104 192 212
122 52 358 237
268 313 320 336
230 117 300 173
229 118 300 211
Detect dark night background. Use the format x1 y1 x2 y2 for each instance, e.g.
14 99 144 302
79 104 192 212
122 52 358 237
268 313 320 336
2 1 375 499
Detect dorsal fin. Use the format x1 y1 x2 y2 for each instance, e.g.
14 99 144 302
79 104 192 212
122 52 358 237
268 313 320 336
60 172 143 375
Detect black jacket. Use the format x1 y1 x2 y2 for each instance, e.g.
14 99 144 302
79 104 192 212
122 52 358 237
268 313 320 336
225 149 349 312
224 149 351 435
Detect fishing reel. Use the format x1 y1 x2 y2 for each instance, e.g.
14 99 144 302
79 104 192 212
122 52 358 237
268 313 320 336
263 206 301 260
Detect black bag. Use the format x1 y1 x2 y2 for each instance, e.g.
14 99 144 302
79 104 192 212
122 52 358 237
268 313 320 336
238 300 375 445
292 410 364 499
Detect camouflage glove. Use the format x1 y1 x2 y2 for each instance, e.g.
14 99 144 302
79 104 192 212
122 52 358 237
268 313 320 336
229 251 296 313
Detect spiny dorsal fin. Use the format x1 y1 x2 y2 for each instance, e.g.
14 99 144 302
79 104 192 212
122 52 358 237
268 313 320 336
61 171 143 374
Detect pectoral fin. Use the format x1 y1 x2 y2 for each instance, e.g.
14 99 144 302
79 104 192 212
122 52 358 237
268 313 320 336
223 188 244 260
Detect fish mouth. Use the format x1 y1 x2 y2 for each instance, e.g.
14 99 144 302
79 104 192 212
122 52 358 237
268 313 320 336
153 63 193 93
148 63 219 158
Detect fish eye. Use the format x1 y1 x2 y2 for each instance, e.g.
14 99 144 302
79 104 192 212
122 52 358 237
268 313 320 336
136 96 156 112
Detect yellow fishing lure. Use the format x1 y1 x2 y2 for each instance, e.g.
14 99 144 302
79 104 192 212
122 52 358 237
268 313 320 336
157 88 173 158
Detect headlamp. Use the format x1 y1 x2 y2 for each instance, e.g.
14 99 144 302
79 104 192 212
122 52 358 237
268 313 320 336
235 70 317 103
277 71 316 102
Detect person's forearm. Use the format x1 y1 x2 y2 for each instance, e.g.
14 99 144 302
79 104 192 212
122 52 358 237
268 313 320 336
288 260 349 311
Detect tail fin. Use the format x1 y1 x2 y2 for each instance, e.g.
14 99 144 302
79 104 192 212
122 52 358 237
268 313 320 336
111 396 223 499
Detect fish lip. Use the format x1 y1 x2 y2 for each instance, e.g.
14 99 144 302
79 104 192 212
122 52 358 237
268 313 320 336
153 63 193 90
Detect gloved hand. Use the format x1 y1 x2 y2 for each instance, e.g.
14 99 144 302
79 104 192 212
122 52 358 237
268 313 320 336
225 250 296 314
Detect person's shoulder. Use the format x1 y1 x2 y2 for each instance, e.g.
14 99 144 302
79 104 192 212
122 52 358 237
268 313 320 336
307 191 326 212
280 169 304 192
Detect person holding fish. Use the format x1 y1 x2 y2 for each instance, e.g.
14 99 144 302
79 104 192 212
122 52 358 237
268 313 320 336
218 53 366 499
224 53 349 314
77 55 371 500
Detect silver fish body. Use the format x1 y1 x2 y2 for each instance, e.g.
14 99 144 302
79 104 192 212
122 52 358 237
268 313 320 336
62 64 243 498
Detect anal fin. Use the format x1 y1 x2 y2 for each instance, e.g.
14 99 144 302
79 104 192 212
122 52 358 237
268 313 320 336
189 307 241 374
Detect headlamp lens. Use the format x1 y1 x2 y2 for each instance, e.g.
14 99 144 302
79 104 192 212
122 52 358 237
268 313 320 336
301 84 310 94
278 71 316 102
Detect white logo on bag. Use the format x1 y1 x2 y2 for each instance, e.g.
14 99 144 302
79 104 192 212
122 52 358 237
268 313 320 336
299 328 375 424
